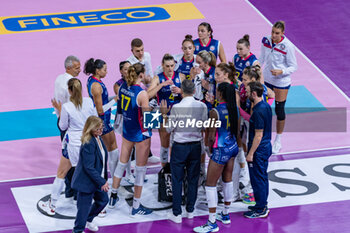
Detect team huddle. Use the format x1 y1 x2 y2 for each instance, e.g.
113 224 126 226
39 20 297 233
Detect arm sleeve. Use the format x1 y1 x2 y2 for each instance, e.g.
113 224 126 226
58 105 69 131
102 99 116 112
282 43 298 76
81 142 106 188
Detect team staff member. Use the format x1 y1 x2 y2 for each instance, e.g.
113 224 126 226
161 79 208 223
194 22 227 63
53 55 81 202
85 58 120 203
148 54 185 166
72 116 109 233
194 83 239 233
244 81 272 218
110 63 153 215
260 21 297 154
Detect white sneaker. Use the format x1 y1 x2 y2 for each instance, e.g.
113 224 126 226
186 211 194 219
120 175 135 186
98 209 107 218
272 140 282 154
148 155 160 163
86 221 98 232
168 211 182 223
38 200 56 216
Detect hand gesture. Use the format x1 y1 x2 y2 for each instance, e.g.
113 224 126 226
201 79 209 91
246 153 253 162
270 69 283 76
160 99 171 115
163 79 174 87
51 99 62 115
101 181 109 192
171 85 181 94
205 92 214 104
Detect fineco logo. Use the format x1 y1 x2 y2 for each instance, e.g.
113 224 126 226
0 3 204 34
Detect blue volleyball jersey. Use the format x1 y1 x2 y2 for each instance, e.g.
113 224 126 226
193 38 220 58
157 72 182 107
202 66 217 111
87 76 111 118
177 57 195 79
118 82 149 142
213 102 237 148
246 84 268 113
233 53 258 81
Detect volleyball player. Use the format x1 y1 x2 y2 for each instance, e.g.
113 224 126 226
260 21 297 154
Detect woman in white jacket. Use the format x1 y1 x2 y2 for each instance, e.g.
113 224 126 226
39 78 97 215
260 21 297 154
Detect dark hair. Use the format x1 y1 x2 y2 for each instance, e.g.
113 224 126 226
248 81 264 97
237 34 250 48
131 38 143 48
217 62 236 82
83 58 106 75
182 34 195 46
217 82 238 138
243 65 262 81
273 21 285 32
126 63 145 86
119 61 131 71
181 79 195 95
162 53 175 64
198 50 216 67
198 22 213 39
67 78 82 109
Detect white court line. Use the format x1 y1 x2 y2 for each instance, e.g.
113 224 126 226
2 146 350 183
245 0 350 103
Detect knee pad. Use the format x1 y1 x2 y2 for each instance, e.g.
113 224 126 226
135 166 147 186
114 161 128 179
205 186 218 208
236 147 246 164
275 100 286 121
160 147 169 164
108 149 120 178
222 181 234 203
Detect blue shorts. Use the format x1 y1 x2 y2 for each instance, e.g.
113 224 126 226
62 145 69 159
211 143 239 165
100 114 113 135
265 82 291 90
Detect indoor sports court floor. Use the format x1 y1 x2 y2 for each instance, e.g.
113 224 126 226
0 0 349 232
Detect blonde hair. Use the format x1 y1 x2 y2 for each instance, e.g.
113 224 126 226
198 50 216 67
81 116 103 144
125 63 145 86
68 78 82 109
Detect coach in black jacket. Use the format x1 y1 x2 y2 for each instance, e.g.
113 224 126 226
72 116 109 233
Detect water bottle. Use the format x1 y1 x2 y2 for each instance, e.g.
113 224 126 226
170 85 178 97
208 83 214 98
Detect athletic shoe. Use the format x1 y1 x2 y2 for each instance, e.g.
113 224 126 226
148 155 160 164
272 140 282 154
248 205 257 211
185 211 194 219
242 193 256 205
168 211 182 223
193 220 219 233
108 192 119 209
216 211 231 224
38 199 56 216
86 221 98 231
131 204 153 216
98 209 106 218
244 207 270 218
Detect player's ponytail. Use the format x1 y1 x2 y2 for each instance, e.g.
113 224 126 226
217 82 238 139
68 78 83 109
126 63 145 86
237 34 250 48
83 58 106 75
273 20 285 32
198 50 216 67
